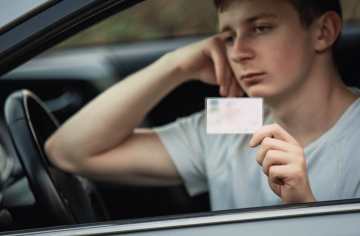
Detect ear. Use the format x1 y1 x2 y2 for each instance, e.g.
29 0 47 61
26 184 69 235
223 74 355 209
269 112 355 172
314 11 342 52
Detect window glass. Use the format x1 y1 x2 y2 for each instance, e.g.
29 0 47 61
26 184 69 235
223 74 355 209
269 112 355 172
3 0 360 233
0 0 54 31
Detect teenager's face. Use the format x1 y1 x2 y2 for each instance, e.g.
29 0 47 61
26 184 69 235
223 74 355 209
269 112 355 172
218 0 316 101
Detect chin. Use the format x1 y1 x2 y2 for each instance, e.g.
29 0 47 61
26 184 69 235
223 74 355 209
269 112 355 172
244 85 272 98
246 85 291 106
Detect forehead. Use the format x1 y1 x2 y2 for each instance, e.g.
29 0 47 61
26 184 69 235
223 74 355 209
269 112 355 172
218 0 299 31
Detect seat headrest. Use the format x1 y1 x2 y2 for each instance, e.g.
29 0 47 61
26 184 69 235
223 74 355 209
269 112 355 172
337 23 360 88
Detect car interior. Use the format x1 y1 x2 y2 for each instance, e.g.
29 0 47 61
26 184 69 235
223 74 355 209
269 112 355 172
0 0 360 232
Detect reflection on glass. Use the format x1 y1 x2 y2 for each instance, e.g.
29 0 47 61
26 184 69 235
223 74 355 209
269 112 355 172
0 0 54 31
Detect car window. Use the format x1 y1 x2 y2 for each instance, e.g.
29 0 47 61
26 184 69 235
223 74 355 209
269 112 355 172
0 0 55 32
53 0 360 51
46 0 360 217
2 0 360 234
53 0 218 50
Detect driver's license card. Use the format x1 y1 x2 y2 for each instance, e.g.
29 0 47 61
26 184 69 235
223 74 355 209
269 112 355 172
206 98 263 134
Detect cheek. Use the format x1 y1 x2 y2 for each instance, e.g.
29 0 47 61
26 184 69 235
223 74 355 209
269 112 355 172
268 35 306 79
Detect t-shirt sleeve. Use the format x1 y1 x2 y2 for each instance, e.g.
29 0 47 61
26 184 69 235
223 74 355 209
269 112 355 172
153 111 208 196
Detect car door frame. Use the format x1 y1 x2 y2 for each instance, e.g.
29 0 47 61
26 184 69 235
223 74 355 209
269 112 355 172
0 0 144 78
1 0 360 235
1 199 360 235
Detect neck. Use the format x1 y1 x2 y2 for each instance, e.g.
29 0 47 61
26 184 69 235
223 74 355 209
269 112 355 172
266 62 358 148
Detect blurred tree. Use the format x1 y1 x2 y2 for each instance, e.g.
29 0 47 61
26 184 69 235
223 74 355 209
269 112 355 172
54 0 218 49
54 0 360 50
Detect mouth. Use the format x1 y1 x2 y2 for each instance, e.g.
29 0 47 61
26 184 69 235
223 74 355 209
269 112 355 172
240 72 265 85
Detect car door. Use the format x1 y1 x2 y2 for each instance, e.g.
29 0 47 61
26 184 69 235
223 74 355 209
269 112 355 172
0 0 360 235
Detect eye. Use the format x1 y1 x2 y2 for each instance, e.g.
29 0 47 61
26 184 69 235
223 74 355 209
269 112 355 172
225 36 235 44
253 26 270 34
222 34 235 45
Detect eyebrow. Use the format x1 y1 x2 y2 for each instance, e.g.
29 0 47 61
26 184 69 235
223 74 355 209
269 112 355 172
247 13 278 23
220 13 278 33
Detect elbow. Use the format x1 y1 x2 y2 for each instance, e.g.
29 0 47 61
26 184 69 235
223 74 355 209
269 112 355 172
44 134 81 175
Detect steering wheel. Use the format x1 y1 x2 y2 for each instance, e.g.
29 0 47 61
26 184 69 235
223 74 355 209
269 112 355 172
4 90 110 226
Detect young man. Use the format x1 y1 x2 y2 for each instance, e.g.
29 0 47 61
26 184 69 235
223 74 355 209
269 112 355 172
45 0 360 211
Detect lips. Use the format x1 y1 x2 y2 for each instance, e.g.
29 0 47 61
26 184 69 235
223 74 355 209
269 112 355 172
240 72 265 84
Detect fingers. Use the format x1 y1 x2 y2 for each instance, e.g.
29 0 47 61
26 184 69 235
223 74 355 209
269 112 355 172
208 37 232 96
250 124 300 148
255 137 304 177
223 63 233 96
268 165 287 185
201 36 245 97
209 46 226 88
226 75 244 98
256 137 304 166
268 164 306 186
261 150 307 184
227 78 238 97
261 150 290 176
209 36 245 97
250 123 314 204
268 161 315 204
235 81 245 97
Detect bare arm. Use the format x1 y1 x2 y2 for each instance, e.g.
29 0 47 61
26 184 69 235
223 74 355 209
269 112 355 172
45 36 243 185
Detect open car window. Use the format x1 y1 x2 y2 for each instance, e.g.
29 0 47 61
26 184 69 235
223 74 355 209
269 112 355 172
53 0 360 50
53 0 218 49
1 0 360 235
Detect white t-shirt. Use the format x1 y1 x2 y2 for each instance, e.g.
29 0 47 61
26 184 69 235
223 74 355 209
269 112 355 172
154 88 360 211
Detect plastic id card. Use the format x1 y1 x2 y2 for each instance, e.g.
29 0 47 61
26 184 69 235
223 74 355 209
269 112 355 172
206 98 263 134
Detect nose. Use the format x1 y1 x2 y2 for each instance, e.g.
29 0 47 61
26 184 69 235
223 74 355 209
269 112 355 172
229 35 255 64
